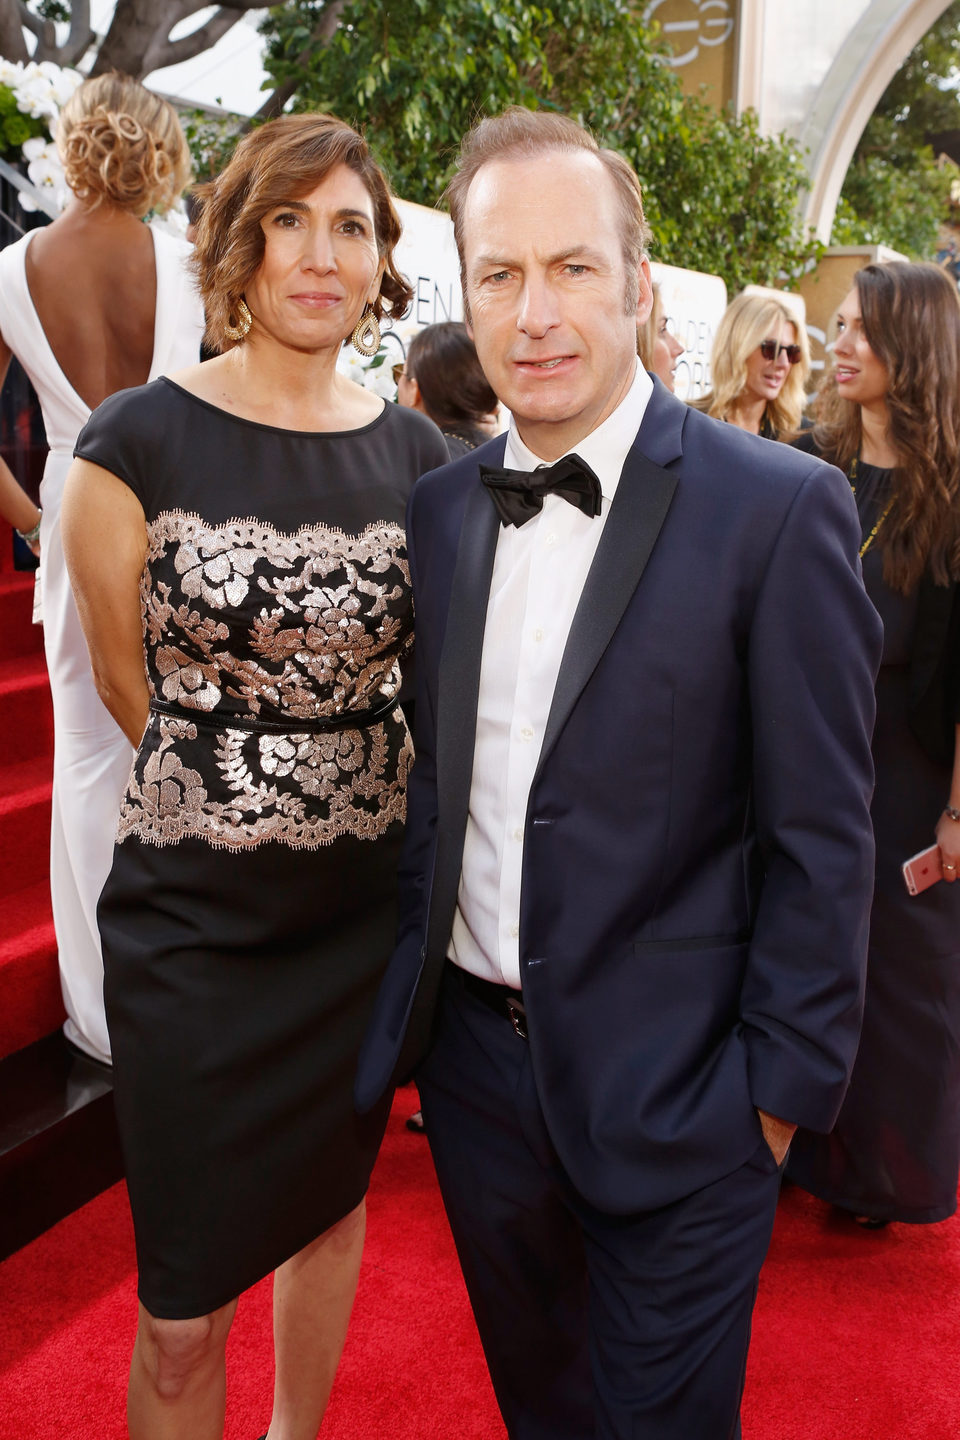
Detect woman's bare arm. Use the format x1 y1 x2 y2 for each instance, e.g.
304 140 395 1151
61 458 149 747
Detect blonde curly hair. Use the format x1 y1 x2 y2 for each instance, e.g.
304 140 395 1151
57 72 191 217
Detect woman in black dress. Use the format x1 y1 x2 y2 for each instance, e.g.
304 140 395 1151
61 114 447 1438
787 261 960 1227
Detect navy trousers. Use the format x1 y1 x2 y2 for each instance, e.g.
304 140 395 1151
417 966 784 1440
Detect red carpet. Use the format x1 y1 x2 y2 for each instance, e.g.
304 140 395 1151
0 518 61 1060
1 1085 959 1440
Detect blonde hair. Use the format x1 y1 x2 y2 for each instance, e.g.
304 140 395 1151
695 292 811 437
192 113 412 354
637 282 663 368
57 72 190 217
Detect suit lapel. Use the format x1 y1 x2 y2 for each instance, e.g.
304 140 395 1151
535 431 679 779
427 468 502 958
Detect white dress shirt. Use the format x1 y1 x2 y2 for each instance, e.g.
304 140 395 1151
448 361 654 988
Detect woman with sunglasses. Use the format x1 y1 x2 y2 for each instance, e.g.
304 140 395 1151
693 291 810 439
786 261 960 1230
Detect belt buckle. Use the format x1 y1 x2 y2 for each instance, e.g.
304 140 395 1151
505 997 528 1041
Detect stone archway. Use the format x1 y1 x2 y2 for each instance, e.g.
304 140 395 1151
799 0 955 239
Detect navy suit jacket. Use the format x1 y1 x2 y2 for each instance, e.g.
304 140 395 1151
356 379 883 1213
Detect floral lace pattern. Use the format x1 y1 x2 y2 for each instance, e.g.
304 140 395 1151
120 511 413 850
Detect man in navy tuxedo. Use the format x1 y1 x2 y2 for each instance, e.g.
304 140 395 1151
357 108 882 1438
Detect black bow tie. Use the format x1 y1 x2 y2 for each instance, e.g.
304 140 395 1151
479 453 602 528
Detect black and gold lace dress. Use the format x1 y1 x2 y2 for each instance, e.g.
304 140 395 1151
74 377 448 1319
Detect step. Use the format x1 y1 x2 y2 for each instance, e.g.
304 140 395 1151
0 653 53 765
0 752 51 803
0 881 62 1060
0 768 51 899
0 1031 122 1260
0 571 42 663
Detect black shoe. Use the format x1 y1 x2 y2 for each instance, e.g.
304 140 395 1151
405 1109 425 1132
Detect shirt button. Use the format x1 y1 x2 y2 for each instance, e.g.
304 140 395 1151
545 532 558 547
520 725 534 741
513 827 523 841
509 924 520 939
533 628 544 642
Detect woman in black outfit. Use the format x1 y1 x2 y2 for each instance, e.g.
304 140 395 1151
61 114 447 1438
787 261 960 1228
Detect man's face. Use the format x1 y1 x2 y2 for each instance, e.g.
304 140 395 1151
461 150 652 460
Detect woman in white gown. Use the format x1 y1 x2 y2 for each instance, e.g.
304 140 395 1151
0 74 204 1063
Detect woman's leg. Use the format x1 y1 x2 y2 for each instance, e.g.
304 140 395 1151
265 1200 367 1440
127 1297 238 1439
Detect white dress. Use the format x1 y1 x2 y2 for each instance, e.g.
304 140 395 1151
0 225 205 1063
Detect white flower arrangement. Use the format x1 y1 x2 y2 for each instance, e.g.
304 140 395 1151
335 318 422 402
0 59 83 213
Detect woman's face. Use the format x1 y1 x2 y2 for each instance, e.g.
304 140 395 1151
742 317 797 408
832 286 890 410
652 311 684 392
244 163 385 353
396 366 420 410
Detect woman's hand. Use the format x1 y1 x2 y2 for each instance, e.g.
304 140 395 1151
936 808 960 882
938 727 960 882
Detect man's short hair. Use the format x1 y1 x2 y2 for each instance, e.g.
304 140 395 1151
444 107 652 309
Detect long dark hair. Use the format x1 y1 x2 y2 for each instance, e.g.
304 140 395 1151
811 261 960 593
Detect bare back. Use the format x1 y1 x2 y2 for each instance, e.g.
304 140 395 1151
25 207 157 412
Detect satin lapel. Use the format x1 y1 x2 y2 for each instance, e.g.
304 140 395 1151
426 478 501 957
536 447 678 777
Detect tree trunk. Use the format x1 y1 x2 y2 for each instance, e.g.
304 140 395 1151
92 0 267 81
0 3 30 64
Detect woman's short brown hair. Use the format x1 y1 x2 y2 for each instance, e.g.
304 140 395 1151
57 72 191 217
193 113 412 352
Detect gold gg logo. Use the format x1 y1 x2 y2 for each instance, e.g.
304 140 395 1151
643 0 735 67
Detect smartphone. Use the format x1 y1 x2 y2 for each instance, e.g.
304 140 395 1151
902 843 943 896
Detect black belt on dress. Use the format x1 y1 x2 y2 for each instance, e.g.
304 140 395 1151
448 961 528 1040
148 695 400 735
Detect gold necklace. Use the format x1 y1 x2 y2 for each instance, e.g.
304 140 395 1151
849 455 893 559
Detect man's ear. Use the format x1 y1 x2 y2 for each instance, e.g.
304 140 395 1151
635 258 654 326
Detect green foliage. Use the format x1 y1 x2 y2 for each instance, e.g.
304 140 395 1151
835 1 960 257
36 1 71 20
180 108 247 183
0 84 46 159
259 0 820 292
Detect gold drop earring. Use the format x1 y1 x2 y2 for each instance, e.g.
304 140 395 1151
224 298 252 342
351 307 381 357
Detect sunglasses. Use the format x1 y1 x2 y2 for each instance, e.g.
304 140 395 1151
391 363 406 384
759 339 802 365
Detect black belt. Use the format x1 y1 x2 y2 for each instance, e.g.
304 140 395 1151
449 962 528 1040
149 695 399 735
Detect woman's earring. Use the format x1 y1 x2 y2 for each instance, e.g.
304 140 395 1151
351 309 381 357
224 298 252 342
